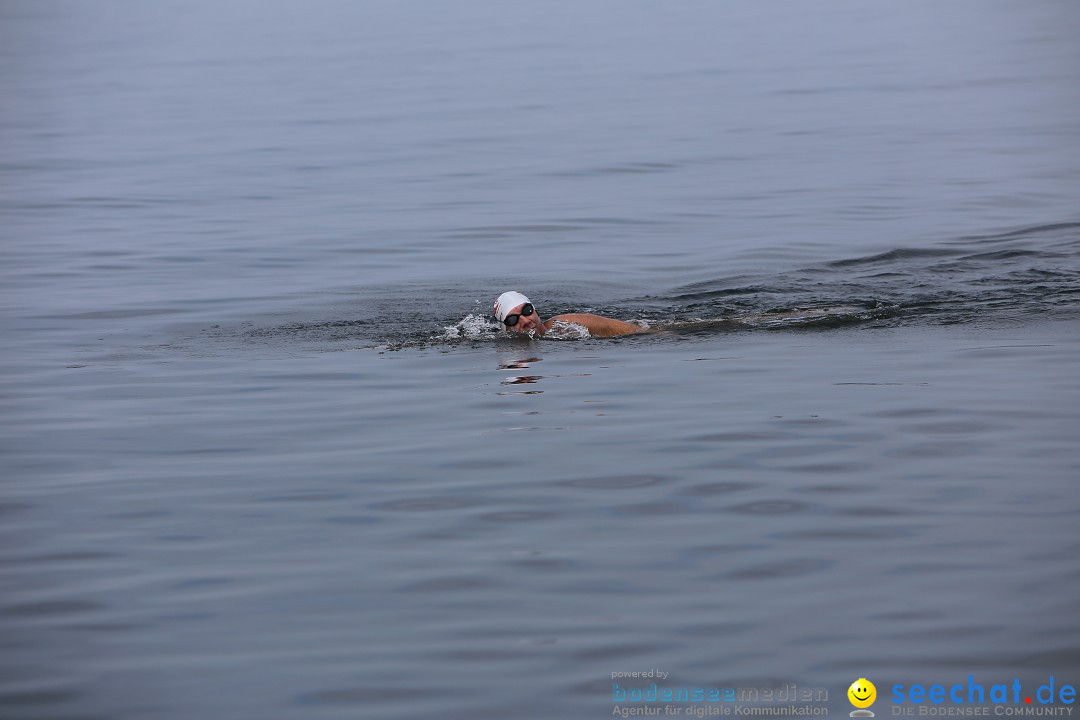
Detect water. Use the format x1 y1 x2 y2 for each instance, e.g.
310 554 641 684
2 1 1079 718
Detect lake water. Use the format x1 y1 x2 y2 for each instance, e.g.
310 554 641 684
2 1 1079 718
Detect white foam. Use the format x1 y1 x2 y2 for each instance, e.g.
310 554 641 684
543 320 591 340
440 314 502 340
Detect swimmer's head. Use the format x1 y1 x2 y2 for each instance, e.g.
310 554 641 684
494 291 541 333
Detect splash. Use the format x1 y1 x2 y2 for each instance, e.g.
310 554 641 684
437 316 593 341
543 320 591 340
440 313 502 341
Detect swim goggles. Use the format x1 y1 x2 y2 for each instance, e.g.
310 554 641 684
501 303 534 327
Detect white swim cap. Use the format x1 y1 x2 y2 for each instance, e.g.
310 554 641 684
494 291 531 322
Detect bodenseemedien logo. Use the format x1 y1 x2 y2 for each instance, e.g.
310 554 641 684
850 678 877 717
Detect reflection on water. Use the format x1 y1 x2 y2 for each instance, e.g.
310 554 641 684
501 375 543 385
499 356 542 370
497 353 545 393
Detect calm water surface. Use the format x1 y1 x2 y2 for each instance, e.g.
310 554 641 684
2 1 1079 719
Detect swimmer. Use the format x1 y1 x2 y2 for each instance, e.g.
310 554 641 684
493 291 644 338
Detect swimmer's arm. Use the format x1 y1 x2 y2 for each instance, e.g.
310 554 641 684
549 313 645 338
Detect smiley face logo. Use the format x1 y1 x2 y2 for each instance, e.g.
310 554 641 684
848 678 876 709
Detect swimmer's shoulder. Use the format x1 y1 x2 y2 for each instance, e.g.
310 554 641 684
548 313 645 338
